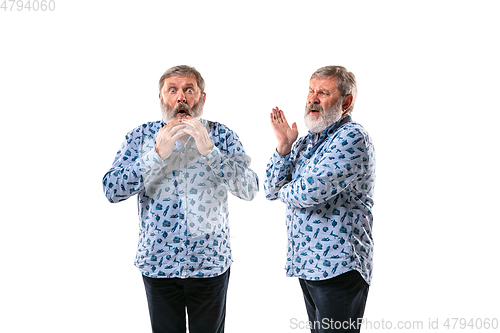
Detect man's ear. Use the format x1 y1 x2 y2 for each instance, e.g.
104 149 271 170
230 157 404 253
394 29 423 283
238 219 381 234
202 92 206 103
342 94 353 116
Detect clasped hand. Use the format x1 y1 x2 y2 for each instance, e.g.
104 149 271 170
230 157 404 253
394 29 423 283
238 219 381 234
155 116 214 159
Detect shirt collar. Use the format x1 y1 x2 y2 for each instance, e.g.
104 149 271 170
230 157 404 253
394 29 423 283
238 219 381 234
305 114 352 159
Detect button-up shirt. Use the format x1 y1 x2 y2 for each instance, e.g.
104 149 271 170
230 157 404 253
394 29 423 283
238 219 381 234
103 119 259 278
264 115 375 284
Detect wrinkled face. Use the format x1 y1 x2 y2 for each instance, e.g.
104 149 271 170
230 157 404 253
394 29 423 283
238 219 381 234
159 75 206 123
304 76 343 133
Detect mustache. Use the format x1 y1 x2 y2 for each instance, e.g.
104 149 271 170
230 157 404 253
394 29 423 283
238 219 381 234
173 102 191 116
305 103 324 114
160 96 204 124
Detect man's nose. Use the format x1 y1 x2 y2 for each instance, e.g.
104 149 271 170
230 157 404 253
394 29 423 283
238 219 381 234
308 92 319 105
177 91 187 103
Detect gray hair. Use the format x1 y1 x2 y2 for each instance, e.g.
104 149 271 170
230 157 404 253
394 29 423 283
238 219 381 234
311 66 357 113
158 65 205 94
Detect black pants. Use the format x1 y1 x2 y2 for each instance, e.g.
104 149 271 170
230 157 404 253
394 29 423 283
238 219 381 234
142 269 230 333
299 270 369 333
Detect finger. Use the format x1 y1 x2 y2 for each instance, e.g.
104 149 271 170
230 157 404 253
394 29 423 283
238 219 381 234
277 110 287 125
171 129 189 140
182 125 206 139
181 118 207 136
271 112 280 123
272 108 282 123
161 124 186 138
161 123 183 135
182 128 194 138
165 119 182 128
180 116 201 128
271 110 279 123
164 122 186 133
272 113 281 124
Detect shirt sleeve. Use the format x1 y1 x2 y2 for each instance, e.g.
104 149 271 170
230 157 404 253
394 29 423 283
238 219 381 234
278 127 373 209
204 126 259 201
102 127 171 203
264 150 293 201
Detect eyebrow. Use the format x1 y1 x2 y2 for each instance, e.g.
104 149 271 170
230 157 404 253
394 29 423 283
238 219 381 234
310 87 330 94
166 83 196 89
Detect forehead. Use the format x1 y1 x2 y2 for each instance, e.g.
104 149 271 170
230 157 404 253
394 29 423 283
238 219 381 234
309 76 339 91
162 75 198 89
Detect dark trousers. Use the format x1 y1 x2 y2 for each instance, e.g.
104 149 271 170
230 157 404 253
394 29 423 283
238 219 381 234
142 269 230 333
299 270 369 333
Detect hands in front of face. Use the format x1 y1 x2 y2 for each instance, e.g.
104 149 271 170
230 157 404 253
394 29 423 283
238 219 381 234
270 107 298 156
155 117 214 159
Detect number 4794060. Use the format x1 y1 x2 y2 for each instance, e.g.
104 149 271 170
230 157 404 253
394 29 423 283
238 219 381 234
1 0 56 11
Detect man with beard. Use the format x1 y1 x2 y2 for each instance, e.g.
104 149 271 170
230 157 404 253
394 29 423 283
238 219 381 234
103 65 259 333
264 66 375 333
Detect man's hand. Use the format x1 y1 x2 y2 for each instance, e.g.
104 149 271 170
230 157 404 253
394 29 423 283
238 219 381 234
180 116 214 156
155 120 187 159
270 107 298 156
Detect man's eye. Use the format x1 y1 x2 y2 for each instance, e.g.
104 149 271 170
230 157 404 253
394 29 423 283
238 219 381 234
186 88 193 93
169 88 176 93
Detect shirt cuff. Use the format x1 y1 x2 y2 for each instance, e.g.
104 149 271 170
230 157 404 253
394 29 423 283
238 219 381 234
271 149 290 167
205 146 221 168
140 148 167 170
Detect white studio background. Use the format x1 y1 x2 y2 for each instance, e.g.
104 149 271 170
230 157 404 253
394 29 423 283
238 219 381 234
1 1 499 332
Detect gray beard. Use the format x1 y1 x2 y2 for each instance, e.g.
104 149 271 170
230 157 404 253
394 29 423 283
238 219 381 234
304 98 343 133
161 98 204 123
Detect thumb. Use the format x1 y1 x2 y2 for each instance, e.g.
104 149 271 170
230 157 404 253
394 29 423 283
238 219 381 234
292 122 298 130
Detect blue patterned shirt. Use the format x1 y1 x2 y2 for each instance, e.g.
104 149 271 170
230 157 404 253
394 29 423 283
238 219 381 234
103 119 259 278
264 115 376 284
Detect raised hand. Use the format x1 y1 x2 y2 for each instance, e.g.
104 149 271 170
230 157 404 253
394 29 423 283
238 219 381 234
270 107 298 156
155 120 188 159
180 116 214 156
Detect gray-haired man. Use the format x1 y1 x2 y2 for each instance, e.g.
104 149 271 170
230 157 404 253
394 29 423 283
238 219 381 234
265 66 375 332
103 65 259 333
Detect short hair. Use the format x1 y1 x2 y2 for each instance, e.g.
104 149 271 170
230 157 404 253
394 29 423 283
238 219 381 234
311 66 357 113
158 65 205 94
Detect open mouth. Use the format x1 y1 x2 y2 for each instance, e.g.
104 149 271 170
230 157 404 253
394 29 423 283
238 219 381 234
175 104 190 118
306 103 322 116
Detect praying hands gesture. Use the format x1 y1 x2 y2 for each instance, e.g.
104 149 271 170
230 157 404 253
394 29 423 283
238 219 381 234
155 117 214 159
270 107 298 156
